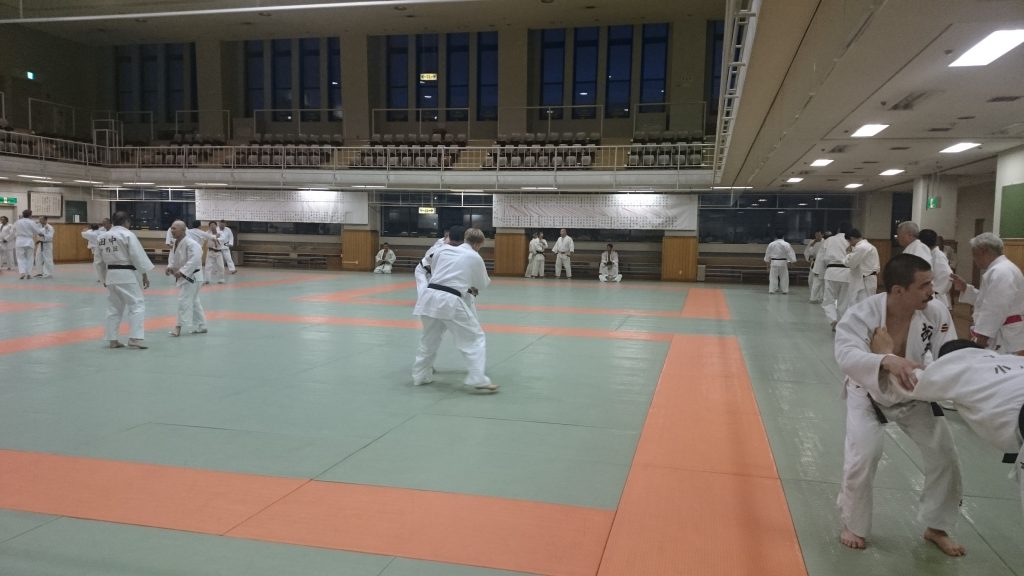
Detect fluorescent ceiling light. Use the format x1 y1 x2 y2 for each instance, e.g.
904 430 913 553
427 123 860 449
940 142 981 153
777 210 785 214
451 189 484 193
810 159 833 167
160 185 187 188
302 187 330 191
798 203 808 206
814 197 824 201
617 189 654 193
845 183 863 189
949 30 1024 67
351 184 385 189
124 182 154 186
851 124 889 137
711 186 753 189
0 176 7 179
521 186 557 190
18 174 50 179
879 169 905 176
758 198 768 202
195 182 228 186
74 179 103 184
786 177 804 183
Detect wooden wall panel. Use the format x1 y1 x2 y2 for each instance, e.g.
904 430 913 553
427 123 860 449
869 239 892 269
52 223 93 263
341 229 379 271
1004 239 1024 272
661 236 696 282
493 233 528 276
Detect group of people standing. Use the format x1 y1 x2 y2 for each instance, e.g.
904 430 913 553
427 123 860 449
525 229 621 282
818 222 1024 555
0 210 55 279
165 219 237 284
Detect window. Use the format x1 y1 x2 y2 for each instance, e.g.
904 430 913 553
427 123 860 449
387 35 409 121
416 34 439 119
640 24 669 112
605 25 633 118
540 29 565 119
237 222 343 235
300 38 321 121
165 44 185 123
572 27 598 119
705 20 724 132
116 46 134 112
245 40 264 117
698 193 854 243
328 37 342 120
446 33 469 121
189 44 198 123
140 45 159 115
113 200 195 231
477 31 499 121
271 39 293 121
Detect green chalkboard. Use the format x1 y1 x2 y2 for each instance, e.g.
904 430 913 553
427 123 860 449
1001 183 1024 239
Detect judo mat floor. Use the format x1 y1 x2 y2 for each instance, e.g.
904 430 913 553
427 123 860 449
0 264 1020 575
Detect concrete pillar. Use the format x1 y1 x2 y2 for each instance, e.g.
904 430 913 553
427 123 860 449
497 28 528 139
911 175 958 237
858 190 893 239
669 19 707 135
341 33 371 143
994 145 1024 238
195 39 225 139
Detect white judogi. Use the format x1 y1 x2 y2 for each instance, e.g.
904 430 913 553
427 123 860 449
834 293 961 538
415 238 447 295
97 226 155 342
959 255 1024 354
14 217 44 276
599 250 622 283
820 232 850 323
903 239 933 266
764 239 796 294
168 235 206 332
931 247 953 310
204 232 226 284
165 227 175 247
880 348 1024 518
552 235 574 278
843 240 880 308
0 221 15 270
412 243 492 387
34 224 54 277
526 237 547 278
374 248 396 274
808 240 826 303
219 225 236 272
82 228 105 282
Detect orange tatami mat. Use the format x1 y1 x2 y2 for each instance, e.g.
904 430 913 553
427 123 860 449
679 287 731 320
597 335 806 576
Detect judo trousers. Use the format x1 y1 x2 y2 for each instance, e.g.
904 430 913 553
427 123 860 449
526 254 545 277
809 272 825 303
823 279 849 323
412 307 491 387
768 262 790 293
555 254 572 278
839 390 962 537
176 280 206 330
16 245 34 275
105 283 146 341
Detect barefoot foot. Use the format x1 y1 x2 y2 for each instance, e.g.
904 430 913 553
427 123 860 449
924 528 965 557
840 528 866 550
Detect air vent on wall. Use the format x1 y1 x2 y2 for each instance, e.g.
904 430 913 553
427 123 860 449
861 160 879 164
988 96 1021 103
928 127 952 132
827 145 849 154
888 90 939 111
890 146 910 150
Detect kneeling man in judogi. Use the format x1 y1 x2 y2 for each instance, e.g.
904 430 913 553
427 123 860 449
599 243 622 282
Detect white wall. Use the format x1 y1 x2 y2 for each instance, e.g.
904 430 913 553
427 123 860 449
912 175 958 237
954 181 996 273
858 189 893 239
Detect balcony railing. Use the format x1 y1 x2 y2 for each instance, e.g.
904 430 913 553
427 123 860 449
0 130 714 172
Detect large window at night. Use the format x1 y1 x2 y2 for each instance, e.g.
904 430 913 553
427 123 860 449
639 23 669 112
271 39 293 121
698 193 855 243
446 33 470 121
605 25 633 118
387 35 409 121
477 32 499 121
539 29 566 119
572 27 599 119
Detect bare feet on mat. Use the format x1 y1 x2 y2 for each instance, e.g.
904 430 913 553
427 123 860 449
190 328 208 334
924 528 965 557
127 339 148 349
108 341 125 349
169 328 181 337
840 527 866 550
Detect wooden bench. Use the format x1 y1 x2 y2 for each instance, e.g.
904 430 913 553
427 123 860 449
701 256 811 285
243 251 327 269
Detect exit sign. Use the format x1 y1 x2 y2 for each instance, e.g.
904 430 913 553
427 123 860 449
927 196 941 209
0 197 16 205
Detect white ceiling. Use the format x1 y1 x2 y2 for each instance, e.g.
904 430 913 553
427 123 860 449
720 0 1024 193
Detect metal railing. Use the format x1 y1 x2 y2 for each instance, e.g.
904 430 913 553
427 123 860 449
174 109 232 141
27 98 89 140
253 107 344 139
0 130 714 173
713 0 759 181
370 107 472 142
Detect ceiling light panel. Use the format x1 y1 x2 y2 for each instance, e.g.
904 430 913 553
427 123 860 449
940 142 981 153
845 183 863 189
851 124 889 137
879 169 905 176
786 177 803 183
949 30 1024 67
810 159 833 167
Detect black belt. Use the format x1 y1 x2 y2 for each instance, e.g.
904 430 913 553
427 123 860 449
868 395 944 425
770 258 788 261
826 263 847 269
1003 403 1024 464
428 283 462 297
107 264 136 270
865 271 878 276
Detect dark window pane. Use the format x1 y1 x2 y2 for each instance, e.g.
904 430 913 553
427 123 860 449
328 37 342 120
165 43 185 123
272 39 292 121
605 25 633 118
416 34 439 110
446 33 469 120
116 46 135 112
245 40 264 117
140 44 159 115
639 23 668 110
300 37 321 121
540 29 565 119
477 31 499 121
387 35 409 121
572 27 598 118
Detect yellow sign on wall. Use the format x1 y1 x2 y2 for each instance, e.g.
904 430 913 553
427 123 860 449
419 73 438 81
418 206 436 214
